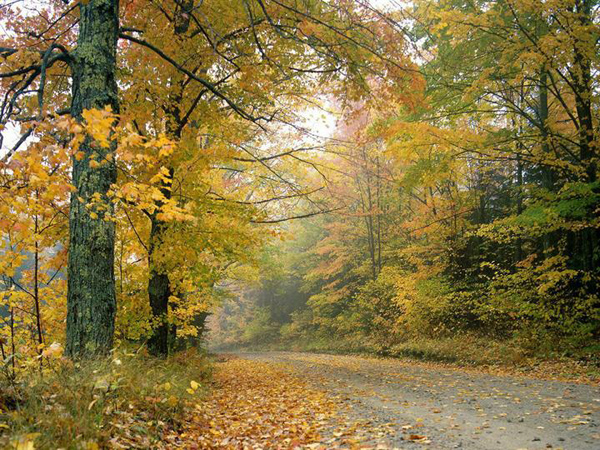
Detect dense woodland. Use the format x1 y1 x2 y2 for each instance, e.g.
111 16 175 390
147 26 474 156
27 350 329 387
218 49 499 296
1 0 599 369
0 0 599 445
211 1 600 362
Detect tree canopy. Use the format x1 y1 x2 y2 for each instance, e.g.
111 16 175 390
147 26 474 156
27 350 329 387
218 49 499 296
0 0 598 367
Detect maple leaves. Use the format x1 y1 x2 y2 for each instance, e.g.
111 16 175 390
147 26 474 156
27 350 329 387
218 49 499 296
0 0 424 358
0 117 70 373
81 107 117 150
182 356 437 449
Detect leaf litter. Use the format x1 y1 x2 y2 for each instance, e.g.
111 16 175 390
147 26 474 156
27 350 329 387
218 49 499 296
179 356 409 449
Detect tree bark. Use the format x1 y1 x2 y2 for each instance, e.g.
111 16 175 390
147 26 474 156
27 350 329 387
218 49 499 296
147 218 172 356
147 0 194 356
537 70 561 260
66 0 119 357
147 166 175 357
515 153 523 263
573 0 596 184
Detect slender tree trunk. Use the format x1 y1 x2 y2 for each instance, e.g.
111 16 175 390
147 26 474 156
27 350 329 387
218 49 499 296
573 0 596 184
147 218 172 356
359 147 378 279
538 71 555 191
33 208 44 369
537 70 561 261
33 205 43 346
375 156 382 274
146 88 182 357
515 153 524 263
147 0 194 356
147 166 175 357
357 172 377 279
512 80 525 265
66 0 119 357
366 182 377 279
10 307 15 376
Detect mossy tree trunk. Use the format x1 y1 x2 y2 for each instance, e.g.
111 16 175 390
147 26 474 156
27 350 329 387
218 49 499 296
66 0 119 357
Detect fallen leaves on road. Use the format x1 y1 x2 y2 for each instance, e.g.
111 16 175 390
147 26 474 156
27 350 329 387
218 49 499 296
274 352 599 385
172 352 600 449
180 357 418 449
182 357 338 448
407 434 430 443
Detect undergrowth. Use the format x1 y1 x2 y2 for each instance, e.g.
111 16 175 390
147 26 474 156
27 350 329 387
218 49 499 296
0 348 211 449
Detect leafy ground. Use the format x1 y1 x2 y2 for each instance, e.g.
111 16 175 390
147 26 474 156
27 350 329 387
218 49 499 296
3 351 599 449
180 354 433 449
181 356 338 448
178 351 600 449
1 353 384 449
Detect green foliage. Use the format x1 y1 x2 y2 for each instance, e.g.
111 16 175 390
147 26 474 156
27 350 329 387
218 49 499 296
242 307 279 346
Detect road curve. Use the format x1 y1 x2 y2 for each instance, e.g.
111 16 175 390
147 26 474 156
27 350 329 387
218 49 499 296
234 351 600 450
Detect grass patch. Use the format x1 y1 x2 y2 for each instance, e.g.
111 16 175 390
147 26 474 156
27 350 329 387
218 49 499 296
0 349 211 449
220 333 600 383
386 336 529 366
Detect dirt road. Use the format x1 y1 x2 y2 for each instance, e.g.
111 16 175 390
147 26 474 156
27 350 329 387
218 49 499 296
235 351 599 450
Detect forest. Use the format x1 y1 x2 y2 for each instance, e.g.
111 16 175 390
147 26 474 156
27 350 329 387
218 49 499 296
211 0 600 364
0 0 599 448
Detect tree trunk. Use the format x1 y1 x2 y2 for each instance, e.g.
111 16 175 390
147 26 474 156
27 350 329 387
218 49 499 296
147 218 172 356
573 0 596 184
186 311 210 348
537 70 560 260
66 0 119 357
146 132 177 358
515 153 523 263
147 0 194 356
538 71 555 191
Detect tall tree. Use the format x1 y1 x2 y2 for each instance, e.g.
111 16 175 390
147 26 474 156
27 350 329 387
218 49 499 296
1 0 120 356
66 0 120 356
1 0 420 357
116 0 419 355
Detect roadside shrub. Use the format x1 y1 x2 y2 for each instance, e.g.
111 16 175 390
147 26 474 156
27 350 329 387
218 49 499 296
241 307 279 346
